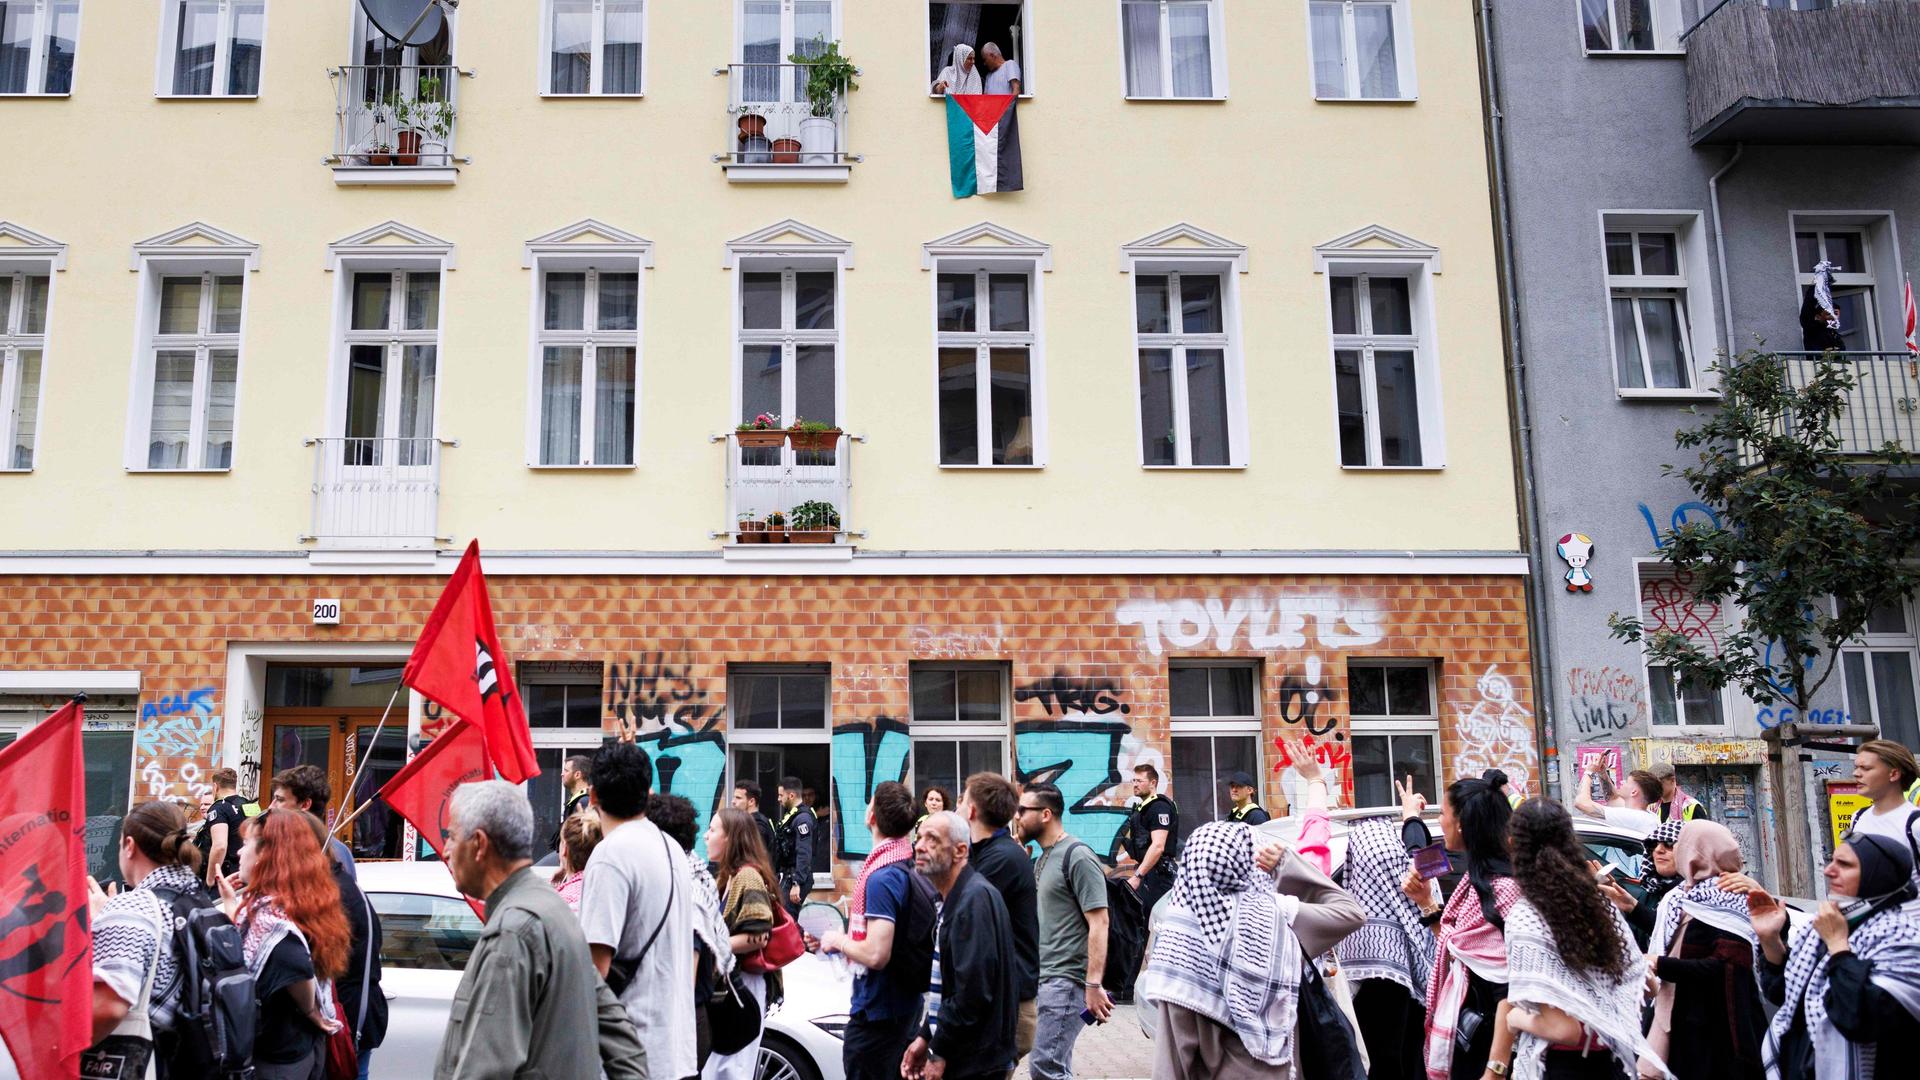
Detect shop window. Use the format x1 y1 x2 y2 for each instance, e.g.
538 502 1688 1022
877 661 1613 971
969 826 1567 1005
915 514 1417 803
1347 660 1437 809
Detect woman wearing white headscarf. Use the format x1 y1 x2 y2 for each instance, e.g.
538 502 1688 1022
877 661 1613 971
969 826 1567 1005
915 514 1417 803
932 44 982 95
1138 819 1364 1079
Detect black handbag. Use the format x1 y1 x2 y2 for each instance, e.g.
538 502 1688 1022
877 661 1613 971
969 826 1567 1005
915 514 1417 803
706 969 764 1056
1295 959 1367 1080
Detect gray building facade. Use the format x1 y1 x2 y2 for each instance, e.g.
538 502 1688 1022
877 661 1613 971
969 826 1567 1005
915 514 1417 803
1486 0 1920 894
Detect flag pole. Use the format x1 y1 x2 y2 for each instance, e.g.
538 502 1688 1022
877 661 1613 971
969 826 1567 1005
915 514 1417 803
331 683 403 837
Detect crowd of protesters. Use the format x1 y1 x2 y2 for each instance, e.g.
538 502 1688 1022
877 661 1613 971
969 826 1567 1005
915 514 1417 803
57 733 1920 1080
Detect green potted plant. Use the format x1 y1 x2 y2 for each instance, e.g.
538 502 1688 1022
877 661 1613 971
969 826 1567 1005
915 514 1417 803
735 411 785 448
787 500 840 543
414 74 456 164
736 510 766 544
764 509 788 543
383 91 420 165
786 417 842 453
789 37 858 165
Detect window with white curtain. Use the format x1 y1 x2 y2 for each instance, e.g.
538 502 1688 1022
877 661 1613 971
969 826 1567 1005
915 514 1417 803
1579 0 1683 53
1121 0 1222 99
340 270 439 468
534 268 639 466
1134 271 1239 467
138 271 244 470
1605 228 1696 391
742 0 836 104
1331 274 1428 467
0 0 78 94
936 267 1037 466
157 0 265 97
0 271 49 470
544 0 644 95
1308 0 1414 101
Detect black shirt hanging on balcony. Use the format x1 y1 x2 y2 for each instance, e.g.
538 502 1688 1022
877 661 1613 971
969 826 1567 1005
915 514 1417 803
1800 286 1847 352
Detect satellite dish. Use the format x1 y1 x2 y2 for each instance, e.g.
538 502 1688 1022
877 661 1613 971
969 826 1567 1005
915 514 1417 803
360 0 445 47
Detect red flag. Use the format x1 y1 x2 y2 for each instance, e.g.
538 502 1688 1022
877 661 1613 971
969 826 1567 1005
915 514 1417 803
403 540 539 783
1903 273 1916 359
377 721 491 919
0 700 92 1080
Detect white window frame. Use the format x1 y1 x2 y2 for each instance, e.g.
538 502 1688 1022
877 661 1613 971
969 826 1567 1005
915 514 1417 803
330 268 443 452
1634 561 1732 733
930 262 1045 468
726 662 833 886
527 265 643 468
738 0 842 102
733 266 845 426
1168 659 1261 732
1305 0 1417 102
1127 265 1248 469
124 260 250 472
925 0 1035 98
1793 221 1881 352
1598 211 1719 397
1576 0 1684 56
1347 659 1440 809
154 0 266 98
1328 271 1435 469
908 661 1009 791
0 0 80 96
0 264 53 473
1838 594 1920 741
539 0 646 97
1118 0 1228 101
1604 228 1696 391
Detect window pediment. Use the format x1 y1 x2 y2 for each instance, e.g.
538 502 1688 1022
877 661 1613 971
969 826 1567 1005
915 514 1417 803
129 222 259 271
922 222 1052 270
1120 223 1247 273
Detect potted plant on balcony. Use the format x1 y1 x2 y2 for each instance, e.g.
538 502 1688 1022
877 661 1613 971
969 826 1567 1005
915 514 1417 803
786 417 842 453
789 37 858 165
414 74 456 164
764 509 788 543
381 91 420 165
787 500 841 543
736 510 767 544
736 412 785 448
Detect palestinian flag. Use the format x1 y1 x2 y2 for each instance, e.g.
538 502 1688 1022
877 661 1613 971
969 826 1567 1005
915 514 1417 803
946 94 1023 198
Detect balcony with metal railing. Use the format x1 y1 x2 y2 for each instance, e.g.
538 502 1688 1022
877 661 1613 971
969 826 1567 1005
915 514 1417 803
1683 0 1920 145
303 436 452 552
328 64 467 185
1762 351 1920 458
714 431 860 556
717 62 855 183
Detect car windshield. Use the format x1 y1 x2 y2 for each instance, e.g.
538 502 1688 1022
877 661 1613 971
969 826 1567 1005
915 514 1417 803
370 891 483 970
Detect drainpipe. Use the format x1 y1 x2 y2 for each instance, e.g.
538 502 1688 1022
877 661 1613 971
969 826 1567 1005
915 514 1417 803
1708 143 1744 354
1475 0 1562 796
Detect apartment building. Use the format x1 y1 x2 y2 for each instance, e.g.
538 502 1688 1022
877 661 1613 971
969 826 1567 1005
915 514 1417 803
0 0 1532 888
1491 0 1920 893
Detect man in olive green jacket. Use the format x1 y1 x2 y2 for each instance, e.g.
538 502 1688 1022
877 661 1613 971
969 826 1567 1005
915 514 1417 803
434 781 649 1080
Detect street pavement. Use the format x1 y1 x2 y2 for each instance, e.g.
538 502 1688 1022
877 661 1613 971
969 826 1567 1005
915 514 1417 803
1012 1002 1153 1080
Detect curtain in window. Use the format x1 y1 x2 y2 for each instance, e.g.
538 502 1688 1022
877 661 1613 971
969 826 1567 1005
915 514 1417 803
594 347 636 465
1354 4 1399 98
929 2 984 88
0 1 34 93
12 349 39 469
544 273 586 330
1309 2 1346 97
603 0 643 93
1168 2 1213 97
148 351 196 468
1580 0 1614 49
742 0 780 101
540 347 583 465
204 350 237 468
989 347 1032 465
227 1 263 94
42 1 76 94
1122 1 1162 97
1185 349 1230 466
398 345 437 466
173 0 218 95
550 0 592 93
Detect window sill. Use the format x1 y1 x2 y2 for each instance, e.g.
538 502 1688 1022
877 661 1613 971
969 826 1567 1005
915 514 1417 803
1583 49 1684 58
1616 389 1719 402
126 467 232 474
1124 95 1227 103
722 543 854 563
1314 94 1418 104
938 463 1045 471
927 93 1034 100
723 162 850 184
155 93 260 100
0 468 30 474
1340 464 1446 472
332 164 459 187
1142 464 1249 471
527 463 638 471
0 91 70 98
541 92 646 99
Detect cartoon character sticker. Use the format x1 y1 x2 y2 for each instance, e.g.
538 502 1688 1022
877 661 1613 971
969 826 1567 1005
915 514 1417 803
1556 533 1594 593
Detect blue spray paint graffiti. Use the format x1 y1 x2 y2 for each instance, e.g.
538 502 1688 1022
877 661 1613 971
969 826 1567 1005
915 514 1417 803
136 686 222 802
1014 720 1131 860
1755 705 1850 729
633 728 727 858
1638 501 1722 550
832 719 911 859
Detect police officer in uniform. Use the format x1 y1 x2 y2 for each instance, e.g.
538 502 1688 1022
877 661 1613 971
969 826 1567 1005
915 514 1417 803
1121 762 1178 918
1224 770 1270 825
772 774 817 916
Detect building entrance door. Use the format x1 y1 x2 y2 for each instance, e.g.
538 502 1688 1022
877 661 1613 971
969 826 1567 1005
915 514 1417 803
1676 765 1769 887
263 707 394 837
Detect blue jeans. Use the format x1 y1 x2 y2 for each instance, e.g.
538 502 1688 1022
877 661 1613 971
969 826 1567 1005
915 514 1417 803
357 1046 372 1080
1027 977 1087 1080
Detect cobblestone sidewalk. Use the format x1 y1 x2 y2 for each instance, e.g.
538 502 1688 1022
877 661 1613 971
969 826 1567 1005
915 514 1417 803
1011 1003 1153 1080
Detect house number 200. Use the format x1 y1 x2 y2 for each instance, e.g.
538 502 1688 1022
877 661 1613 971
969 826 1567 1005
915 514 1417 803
312 599 342 625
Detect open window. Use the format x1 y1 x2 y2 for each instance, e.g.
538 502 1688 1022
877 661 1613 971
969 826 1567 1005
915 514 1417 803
928 1 1031 96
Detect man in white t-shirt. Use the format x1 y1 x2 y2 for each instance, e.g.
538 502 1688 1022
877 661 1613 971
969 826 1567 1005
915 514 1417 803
580 741 697 1080
1845 739 1920 890
981 42 1022 95
1573 757 1660 837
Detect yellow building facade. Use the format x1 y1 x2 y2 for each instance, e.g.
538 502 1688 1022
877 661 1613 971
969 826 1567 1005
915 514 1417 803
0 1 1535 887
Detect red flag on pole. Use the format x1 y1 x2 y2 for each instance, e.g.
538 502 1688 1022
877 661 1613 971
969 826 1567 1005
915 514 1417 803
377 721 491 919
1903 273 1916 359
0 699 92 1080
403 540 540 784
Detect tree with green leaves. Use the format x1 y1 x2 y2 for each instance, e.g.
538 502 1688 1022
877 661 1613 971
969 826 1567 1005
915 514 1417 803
1609 348 1920 724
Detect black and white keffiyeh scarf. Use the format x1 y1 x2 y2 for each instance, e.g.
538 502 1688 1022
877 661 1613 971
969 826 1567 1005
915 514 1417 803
1762 903 1920 1080
1139 820 1304 1066
1650 879 1756 955
1336 815 1439 994
1505 899 1670 1080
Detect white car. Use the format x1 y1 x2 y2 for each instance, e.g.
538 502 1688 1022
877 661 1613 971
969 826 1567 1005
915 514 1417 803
359 861 851 1080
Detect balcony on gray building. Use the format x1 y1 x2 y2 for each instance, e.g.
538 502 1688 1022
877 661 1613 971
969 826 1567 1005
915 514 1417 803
1684 0 1920 145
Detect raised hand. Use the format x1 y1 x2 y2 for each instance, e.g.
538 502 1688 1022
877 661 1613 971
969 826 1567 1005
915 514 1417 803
1394 774 1428 820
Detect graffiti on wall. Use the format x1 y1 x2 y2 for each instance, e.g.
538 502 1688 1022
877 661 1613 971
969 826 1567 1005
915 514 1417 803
1015 719 1132 858
1269 655 1348 804
1276 656 1337 736
1755 705 1851 729
610 654 722 735
1116 596 1385 656
1453 667 1533 796
236 707 262 799
632 727 728 858
832 717 911 859
1638 501 1722 550
1566 666 1645 735
1014 673 1131 716
1640 575 1723 653
135 686 221 803
911 624 1006 659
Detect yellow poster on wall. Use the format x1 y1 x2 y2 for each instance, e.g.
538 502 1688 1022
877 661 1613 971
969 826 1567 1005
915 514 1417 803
1830 793 1875 847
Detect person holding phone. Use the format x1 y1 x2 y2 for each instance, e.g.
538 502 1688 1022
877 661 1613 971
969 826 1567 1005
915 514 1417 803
1338 809 1440 1080
1641 821 1764 1080
1723 833 1920 1080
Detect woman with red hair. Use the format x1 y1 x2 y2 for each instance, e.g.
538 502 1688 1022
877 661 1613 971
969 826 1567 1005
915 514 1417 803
218 809 352 1080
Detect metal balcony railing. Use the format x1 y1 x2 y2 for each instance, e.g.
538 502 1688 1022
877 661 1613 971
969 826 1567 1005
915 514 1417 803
329 64 465 168
305 436 450 549
1764 351 1920 456
1682 1 1920 144
717 62 853 168
715 431 858 545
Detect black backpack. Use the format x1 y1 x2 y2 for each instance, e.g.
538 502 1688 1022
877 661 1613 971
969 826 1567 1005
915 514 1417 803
151 886 257 1080
887 867 940 995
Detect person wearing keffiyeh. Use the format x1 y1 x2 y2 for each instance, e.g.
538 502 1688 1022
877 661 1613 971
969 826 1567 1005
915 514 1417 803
815 781 923 1080
1339 815 1440 1080
1732 833 1920 1080
1139 819 1363 1079
1642 822 1765 1080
